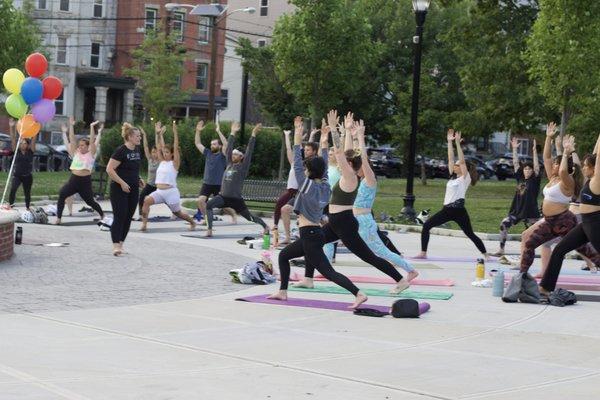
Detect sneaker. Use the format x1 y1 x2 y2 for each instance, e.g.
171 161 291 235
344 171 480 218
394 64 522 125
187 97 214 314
99 216 113 227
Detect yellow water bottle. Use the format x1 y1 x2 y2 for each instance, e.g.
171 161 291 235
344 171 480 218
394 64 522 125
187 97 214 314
476 258 485 281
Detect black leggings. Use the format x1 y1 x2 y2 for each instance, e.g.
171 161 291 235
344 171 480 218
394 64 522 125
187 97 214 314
541 211 600 291
279 226 359 295
421 205 487 254
9 174 33 208
110 182 139 244
138 183 157 215
305 210 403 282
57 174 104 219
206 195 268 231
379 229 402 255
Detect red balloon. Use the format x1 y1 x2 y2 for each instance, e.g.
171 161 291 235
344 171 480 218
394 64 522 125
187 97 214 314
25 53 48 78
42 76 63 100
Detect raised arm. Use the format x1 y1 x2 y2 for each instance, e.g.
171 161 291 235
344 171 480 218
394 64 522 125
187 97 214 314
543 122 557 178
317 118 328 156
140 127 151 160
328 110 356 182
308 128 318 143
591 133 600 193
241 124 261 173
343 112 354 151
89 121 99 157
532 139 540 175
68 116 76 156
30 132 37 152
511 137 520 173
293 121 306 188
356 120 376 187
214 120 228 155
226 121 239 163
173 121 181 170
60 123 72 156
559 135 575 193
446 129 455 170
94 122 103 149
194 120 206 154
9 119 16 151
155 122 165 162
454 132 469 177
284 130 293 165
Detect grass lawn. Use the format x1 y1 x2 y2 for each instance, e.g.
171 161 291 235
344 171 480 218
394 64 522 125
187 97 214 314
2 171 535 233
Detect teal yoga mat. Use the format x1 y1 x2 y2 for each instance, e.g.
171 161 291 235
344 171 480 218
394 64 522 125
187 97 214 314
289 285 453 300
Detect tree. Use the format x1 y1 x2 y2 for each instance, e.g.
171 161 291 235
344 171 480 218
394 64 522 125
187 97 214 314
526 0 600 140
271 0 374 124
124 29 190 121
0 0 41 82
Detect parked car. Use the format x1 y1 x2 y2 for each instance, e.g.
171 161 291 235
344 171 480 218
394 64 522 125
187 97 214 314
486 153 534 180
368 147 402 178
464 155 495 180
33 143 70 171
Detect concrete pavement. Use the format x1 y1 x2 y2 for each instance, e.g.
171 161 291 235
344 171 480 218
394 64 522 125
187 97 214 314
1 201 600 399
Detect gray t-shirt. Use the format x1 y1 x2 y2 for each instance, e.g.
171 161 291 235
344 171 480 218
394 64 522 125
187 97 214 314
220 135 255 198
147 160 160 186
293 145 330 224
203 148 227 185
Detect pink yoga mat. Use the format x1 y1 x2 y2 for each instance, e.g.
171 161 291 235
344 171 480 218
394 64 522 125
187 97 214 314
288 272 455 287
236 294 431 315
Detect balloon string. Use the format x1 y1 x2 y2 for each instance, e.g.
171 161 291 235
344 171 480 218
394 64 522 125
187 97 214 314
1 135 22 206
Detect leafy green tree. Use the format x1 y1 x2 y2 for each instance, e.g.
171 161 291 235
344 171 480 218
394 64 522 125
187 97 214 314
0 0 41 83
124 29 190 121
526 0 600 139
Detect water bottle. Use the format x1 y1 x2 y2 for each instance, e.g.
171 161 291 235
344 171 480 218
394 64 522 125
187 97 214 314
15 226 22 245
262 233 270 250
476 258 485 281
492 271 505 297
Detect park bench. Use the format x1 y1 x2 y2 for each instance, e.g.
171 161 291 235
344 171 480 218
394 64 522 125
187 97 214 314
242 179 287 203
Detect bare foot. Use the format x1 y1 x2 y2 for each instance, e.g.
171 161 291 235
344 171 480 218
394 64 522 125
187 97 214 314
267 290 288 301
54 218 61 225
112 245 122 256
139 223 147 232
349 292 368 309
539 285 551 297
413 252 427 259
484 253 492 261
231 214 238 224
491 249 504 257
205 229 213 238
189 220 197 231
390 279 410 294
407 270 420 282
292 278 314 289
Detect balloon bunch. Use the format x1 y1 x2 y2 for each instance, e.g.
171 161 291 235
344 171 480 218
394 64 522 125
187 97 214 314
2 53 63 138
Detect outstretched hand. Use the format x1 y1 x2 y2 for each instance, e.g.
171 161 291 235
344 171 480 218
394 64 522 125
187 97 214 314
155 121 163 133
454 131 462 143
447 129 455 142
196 120 205 133
355 120 365 141
91 120 100 128
252 123 262 137
293 116 303 133
231 121 241 134
283 130 291 136
546 122 557 138
344 112 354 130
8 119 15 127
562 134 575 154
327 110 339 130
510 137 519 150
61 124 68 134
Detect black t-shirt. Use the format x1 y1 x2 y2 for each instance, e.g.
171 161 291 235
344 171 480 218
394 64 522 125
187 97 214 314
111 144 141 185
509 167 541 220
14 149 34 176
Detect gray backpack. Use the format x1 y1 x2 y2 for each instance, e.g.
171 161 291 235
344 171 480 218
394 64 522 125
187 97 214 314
502 272 541 304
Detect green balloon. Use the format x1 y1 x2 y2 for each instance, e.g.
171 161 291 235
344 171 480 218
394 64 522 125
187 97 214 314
5 94 28 119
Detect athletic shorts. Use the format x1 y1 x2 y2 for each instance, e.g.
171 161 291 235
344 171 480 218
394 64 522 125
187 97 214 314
199 183 221 198
150 187 182 212
221 196 248 214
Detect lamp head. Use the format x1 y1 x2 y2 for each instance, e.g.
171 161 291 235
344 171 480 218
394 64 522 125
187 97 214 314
244 7 256 14
412 0 431 12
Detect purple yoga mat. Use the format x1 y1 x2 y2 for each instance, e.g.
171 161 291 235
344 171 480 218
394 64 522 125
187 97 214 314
236 294 430 315
408 256 499 263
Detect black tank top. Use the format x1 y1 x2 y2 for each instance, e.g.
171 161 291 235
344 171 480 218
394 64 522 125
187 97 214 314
14 149 33 176
330 180 359 206
580 180 600 206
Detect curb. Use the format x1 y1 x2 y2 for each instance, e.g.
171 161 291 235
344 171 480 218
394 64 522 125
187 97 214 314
377 222 521 242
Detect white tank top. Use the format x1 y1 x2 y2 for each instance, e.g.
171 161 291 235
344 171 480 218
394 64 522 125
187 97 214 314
155 160 178 187
287 167 299 190
543 183 571 204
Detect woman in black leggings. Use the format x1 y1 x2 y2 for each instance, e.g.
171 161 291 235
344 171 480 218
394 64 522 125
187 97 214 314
415 129 488 259
55 118 106 224
269 115 367 309
295 111 409 294
106 123 142 256
8 118 35 209
541 136 600 294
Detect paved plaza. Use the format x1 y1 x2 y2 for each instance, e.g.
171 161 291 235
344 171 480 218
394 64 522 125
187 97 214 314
1 201 599 399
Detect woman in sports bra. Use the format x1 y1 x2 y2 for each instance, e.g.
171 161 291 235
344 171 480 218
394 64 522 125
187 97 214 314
541 134 600 294
517 123 598 273
55 118 107 225
295 111 409 294
140 121 196 232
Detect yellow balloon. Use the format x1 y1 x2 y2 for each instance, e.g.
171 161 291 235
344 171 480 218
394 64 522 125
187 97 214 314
2 68 25 94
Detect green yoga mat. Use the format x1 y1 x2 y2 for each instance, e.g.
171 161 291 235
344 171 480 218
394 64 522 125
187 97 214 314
289 285 453 300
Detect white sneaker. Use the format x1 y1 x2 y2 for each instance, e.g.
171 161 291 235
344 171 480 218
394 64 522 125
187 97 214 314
100 216 113 227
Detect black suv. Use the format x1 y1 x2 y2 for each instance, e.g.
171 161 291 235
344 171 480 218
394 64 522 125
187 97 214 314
368 147 402 178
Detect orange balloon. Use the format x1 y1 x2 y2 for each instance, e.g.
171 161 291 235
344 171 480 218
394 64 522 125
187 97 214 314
17 115 41 138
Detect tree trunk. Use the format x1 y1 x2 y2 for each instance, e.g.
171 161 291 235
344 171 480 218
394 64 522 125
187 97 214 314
560 106 571 137
420 156 427 185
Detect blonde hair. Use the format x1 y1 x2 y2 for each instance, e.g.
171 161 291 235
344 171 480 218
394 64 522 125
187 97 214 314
121 122 137 141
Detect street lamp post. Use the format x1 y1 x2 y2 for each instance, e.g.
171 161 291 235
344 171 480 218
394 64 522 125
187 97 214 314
401 0 431 221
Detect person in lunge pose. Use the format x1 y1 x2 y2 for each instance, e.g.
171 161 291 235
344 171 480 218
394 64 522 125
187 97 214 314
269 117 367 309
295 111 409 294
140 121 197 232
8 118 35 210
55 118 107 225
415 129 488 259
205 124 268 237
106 123 142 256
541 133 600 294
492 137 541 256
136 126 160 220
195 119 236 224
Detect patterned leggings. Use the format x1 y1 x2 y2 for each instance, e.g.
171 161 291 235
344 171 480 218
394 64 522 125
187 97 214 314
520 210 599 272
499 215 538 250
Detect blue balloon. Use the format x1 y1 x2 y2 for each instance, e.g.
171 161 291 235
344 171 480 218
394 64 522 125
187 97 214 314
21 77 43 105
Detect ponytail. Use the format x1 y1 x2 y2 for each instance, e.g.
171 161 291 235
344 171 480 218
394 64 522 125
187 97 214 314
121 122 136 141
466 161 479 186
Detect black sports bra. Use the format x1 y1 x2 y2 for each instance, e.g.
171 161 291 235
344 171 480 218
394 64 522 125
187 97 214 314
580 180 600 206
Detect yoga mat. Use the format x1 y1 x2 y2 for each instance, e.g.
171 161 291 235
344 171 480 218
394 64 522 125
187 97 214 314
499 273 600 285
58 221 100 226
181 233 258 239
491 266 599 276
408 256 500 263
236 294 431 315
289 285 453 300
329 260 442 270
576 294 600 302
289 272 455 287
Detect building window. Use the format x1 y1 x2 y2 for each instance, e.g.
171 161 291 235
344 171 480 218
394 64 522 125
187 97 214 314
59 0 69 12
36 0 47 9
55 92 65 116
56 37 67 64
196 63 208 90
145 8 158 33
257 39 266 47
198 16 211 44
90 43 101 68
260 0 268 16
172 11 185 42
93 0 103 18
